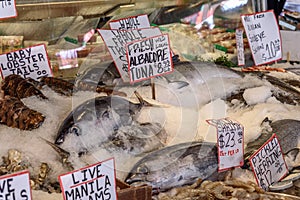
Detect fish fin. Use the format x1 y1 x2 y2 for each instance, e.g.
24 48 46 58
133 91 169 108
168 81 190 89
134 91 153 107
39 137 73 170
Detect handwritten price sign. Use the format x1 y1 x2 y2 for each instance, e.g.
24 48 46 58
0 0 17 19
109 14 150 30
249 134 288 191
236 29 245 66
241 10 282 65
126 34 173 83
207 118 244 171
98 28 163 82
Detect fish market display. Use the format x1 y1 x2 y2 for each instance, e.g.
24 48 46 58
155 178 300 200
0 149 61 193
1 74 47 99
0 95 45 130
39 76 74 96
246 119 300 156
0 149 28 176
245 119 300 170
55 94 167 156
125 141 221 193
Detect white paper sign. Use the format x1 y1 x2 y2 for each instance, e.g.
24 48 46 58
109 14 150 30
98 28 162 82
0 0 17 19
0 171 32 200
249 134 288 191
0 44 52 80
126 34 173 83
59 158 117 200
207 118 244 172
236 29 245 66
241 10 282 65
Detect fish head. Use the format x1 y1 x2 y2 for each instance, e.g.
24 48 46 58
55 123 81 144
125 163 153 187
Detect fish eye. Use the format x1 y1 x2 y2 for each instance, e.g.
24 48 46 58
102 110 110 118
70 125 81 136
137 164 149 175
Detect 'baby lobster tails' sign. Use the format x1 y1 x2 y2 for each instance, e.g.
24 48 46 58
0 44 52 80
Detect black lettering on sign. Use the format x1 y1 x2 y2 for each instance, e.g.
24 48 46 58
128 34 172 82
1 0 12 8
118 16 141 30
250 135 287 190
20 189 28 200
1 45 50 80
254 13 265 19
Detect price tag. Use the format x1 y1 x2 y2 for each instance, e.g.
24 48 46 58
0 44 52 80
82 29 95 46
59 158 117 200
241 10 282 65
0 0 17 19
98 27 162 82
207 118 244 171
56 49 79 70
109 14 150 30
236 29 245 66
249 134 288 191
126 34 173 83
0 170 32 200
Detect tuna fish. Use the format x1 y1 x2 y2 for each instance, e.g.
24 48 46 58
55 93 167 155
125 141 221 193
125 119 300 193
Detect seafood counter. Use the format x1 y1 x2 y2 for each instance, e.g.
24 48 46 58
0 60 300 200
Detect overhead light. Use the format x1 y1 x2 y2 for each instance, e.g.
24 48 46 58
120 3 135 8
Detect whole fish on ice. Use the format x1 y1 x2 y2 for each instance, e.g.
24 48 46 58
125 119 300 193
245 119 300 170
55 93 167 155
125 141 222 193
76 61 244 108
76 60 300 108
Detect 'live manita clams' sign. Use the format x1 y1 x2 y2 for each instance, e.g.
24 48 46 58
241 10 282 66
59 158 117 200
207 118 244 172
0 44 53 80
98 27 163 82
109 14 150 30
0 170 32 200
126 34 173 83
0 0 17 19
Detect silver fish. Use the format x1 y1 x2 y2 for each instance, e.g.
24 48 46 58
75 61 120 87
125 141 222 193
76 60 243 89
246 119 300 156
55 93 166 155
245 119 300 170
